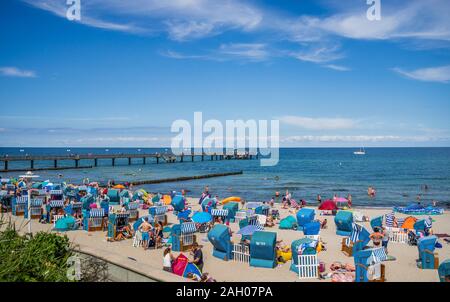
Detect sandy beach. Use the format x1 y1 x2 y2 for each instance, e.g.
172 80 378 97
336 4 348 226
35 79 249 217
3 196 449 282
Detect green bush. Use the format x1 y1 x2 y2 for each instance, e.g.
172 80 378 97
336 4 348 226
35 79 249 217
0 221 74 282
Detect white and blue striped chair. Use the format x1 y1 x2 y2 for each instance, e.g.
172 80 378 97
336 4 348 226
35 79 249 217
211 209 229 222
180 222 197 250
12 196 28 216
86 208 105 232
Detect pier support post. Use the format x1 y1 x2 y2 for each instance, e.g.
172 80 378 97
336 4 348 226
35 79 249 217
180 153 184 163
128 158 132 165
94 158 98 167
211 155 214 161
54 160 57 168
143 157 146 165
156 156 159 164
191 155 194 162
31 160 34 169
75 159 79 168
201 154 204 161
4 161 8 171
112 158 115 166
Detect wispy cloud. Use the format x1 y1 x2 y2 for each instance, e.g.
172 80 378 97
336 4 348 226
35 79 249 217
280 116 358 130
290 45 343 63
218 43 269 61
324 64 351 72
0 66 36 78
281 135 450 143
392 65 450 83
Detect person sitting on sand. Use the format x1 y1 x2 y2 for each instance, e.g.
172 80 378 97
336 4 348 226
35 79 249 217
370 227 384 247
163 247 175 273
115 224 133 241
200 273 216 282
186 272 201 282
276 240 290 253
266 215 275 227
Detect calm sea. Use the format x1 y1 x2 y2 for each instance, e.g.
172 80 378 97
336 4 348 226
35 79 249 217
1 147 449 207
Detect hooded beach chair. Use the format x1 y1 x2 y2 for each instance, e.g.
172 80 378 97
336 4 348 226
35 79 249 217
171 195 186 212
208 224 233 261
107 213 131 239
255 205 270 216
290 238 319 278
334 211 353 236
25 198 43 219
149 206 168 226
417 235 439 269
296 208 315 231
234 210 247 224
223 202 239 222
127 201 140 222
12 196 27 216
211 208 229 223
249 231 277 268
83 208 105 232
438 259 450 282
172 222 197 252
341 223 370 257
354 247 387 282
48 200 65 223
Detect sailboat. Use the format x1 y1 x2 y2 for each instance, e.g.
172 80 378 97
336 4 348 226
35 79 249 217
353 147 366 155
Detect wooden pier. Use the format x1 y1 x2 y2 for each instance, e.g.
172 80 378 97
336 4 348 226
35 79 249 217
0 150 258 172
131 171 243 185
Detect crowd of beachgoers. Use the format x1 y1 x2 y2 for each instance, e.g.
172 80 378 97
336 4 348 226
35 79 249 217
1 174 448 282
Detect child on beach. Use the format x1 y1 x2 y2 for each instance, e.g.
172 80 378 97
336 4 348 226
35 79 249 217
382 227 389 253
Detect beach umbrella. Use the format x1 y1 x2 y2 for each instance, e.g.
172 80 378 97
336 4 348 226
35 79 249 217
191 211 212 224
319 200 337 210
237 225 263 236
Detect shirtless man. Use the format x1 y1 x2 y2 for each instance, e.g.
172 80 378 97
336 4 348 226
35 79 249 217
139 217 153 250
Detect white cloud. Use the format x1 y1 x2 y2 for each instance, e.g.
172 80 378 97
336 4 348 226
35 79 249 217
290 45 343 63
219 43 269 61
324 64 351 71
280 116 358 130
392 65 450 83
0 67 36 78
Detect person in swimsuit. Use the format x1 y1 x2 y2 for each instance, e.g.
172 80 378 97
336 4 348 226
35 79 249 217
139 217 153 250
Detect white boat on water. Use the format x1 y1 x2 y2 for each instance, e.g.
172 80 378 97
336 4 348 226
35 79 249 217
354 147 366 155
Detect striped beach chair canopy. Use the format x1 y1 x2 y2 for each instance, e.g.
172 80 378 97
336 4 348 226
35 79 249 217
31 199 43 207
78 186 88 191
49 200 64 208
385 212 395 227
50 190 63 195
89 208 105 217
345 223 362 246
16 196 28 204
116 213 130 219
128 202 140 210
211 209 229 217
150 206 167 216
248 215 264 230
425 217 432 228
181 222 197 234
246 202 262 209
367 247 388 264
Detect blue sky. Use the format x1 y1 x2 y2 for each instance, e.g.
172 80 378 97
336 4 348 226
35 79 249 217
0 0 449 147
